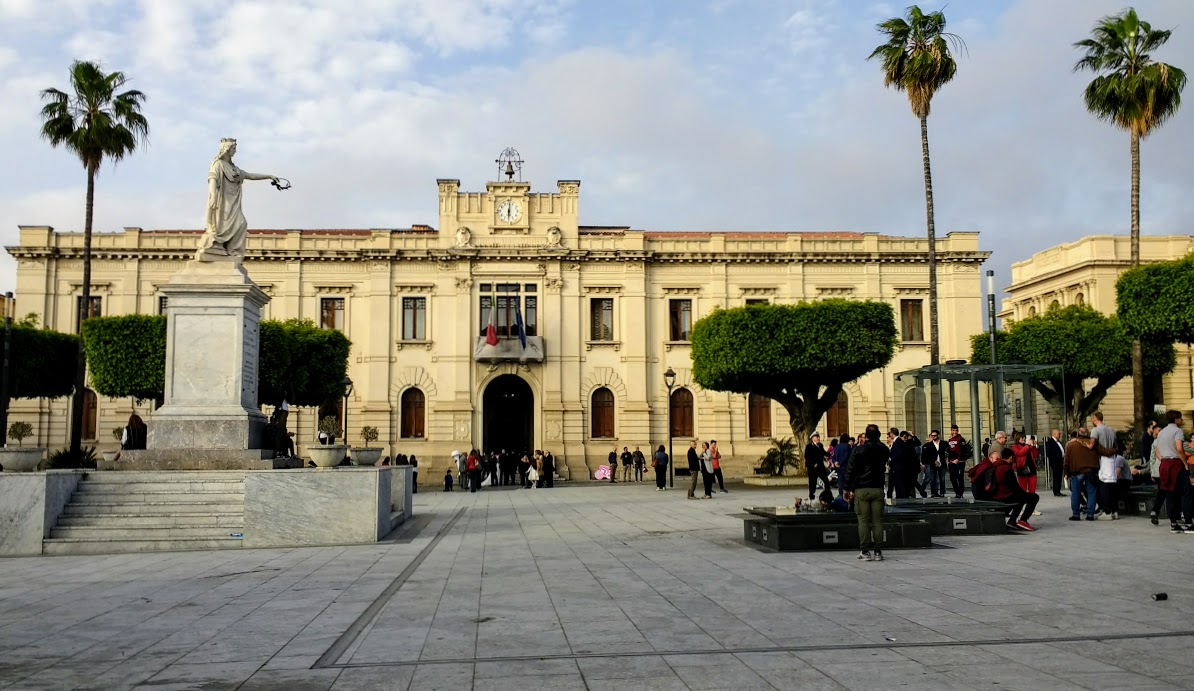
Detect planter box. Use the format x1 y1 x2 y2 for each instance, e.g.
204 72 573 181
308 445 349 468
0 448 44 472
350 448 383 466
743 476 808 487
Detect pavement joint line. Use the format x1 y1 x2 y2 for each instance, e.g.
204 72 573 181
312 507 468 669
321 628 1194 669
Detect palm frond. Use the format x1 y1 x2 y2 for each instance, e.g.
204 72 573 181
867 4 961 118
40 60 150 171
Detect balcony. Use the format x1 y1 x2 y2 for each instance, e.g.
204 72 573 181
473 336 545 363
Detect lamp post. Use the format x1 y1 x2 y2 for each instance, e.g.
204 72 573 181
664 367 676 489
341 376 354 448
0 292 13 446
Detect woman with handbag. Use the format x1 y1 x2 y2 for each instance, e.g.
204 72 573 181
652 445 669 491
1011 432 1039 494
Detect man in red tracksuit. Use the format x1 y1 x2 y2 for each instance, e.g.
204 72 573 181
991 450 1039 531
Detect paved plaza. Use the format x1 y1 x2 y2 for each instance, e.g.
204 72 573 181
1 481 1193 690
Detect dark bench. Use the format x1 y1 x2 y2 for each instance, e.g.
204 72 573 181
1118 485 1165 518
742 506 933 552
889 497 1011 535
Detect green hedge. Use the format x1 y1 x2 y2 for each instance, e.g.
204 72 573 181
81 314 167 401
1 325 78 399
81 315 350 406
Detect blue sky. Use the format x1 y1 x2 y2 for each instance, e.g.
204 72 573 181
1 0 1192 320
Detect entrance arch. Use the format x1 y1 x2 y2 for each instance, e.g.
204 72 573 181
483 374 534 454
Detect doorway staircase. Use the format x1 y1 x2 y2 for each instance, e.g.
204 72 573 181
43 471 248 555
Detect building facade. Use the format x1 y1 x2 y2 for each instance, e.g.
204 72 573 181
997 234 1194 430
7 172 991 478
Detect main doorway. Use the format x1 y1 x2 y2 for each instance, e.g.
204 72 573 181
483 375 534 455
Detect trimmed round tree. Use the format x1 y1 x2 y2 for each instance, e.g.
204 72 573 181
81 314 167 401
691 300 897 466
970 304 1175 431
3 326 78 400
1117 253 1194 345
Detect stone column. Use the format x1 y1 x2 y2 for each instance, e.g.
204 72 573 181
149 261 270 452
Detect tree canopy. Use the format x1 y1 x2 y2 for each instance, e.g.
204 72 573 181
1 326 78 400
868 4 962 120
81 316 351 407
80 314 167 401
692 300 897 465
970 304 1175 429
1117 253 1194 344
258 319 352 407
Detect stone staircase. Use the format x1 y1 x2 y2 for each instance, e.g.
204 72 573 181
44 471 248 555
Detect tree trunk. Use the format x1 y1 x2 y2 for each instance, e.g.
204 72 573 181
1130 130 1144 439
920 117 939 366
69 167 96 455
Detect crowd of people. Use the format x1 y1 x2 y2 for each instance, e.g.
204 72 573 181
443 448 557 493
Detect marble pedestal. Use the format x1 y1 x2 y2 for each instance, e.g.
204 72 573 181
136 261 270 468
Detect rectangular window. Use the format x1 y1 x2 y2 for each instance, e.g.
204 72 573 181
157 296 169 315
748 394 772 438
524 296 537 337
320 297 345 331
669 299 692 341
745 298 768 306
402 297 426 340
900 299 924 342
590 298 614 341
479 295 492 336
76 296 102 330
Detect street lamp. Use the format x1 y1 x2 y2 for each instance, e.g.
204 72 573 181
664 366 676 489
0 292 13 446
341 376 354 448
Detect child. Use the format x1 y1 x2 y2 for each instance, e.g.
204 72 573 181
443 468 454 492
527 464 540 489
1098 446 1132 520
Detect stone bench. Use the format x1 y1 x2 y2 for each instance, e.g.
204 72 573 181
889 497 1011 536
1118 485 1166 518
742 506 932 552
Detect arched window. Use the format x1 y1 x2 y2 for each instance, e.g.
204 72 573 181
825 390 850 438
400 388 425 439
748 394 771 438
82 389 98 441
1050 299 1060 311
1075 292 1085 306
591 387 615 438
1028 306 1036 317
670 388 694 438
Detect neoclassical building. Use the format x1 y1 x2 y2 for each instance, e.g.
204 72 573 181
997 234 1194 430
7 167 991 478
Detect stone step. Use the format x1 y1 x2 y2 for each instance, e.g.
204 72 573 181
49 525 244 539
63 501 243 515
74 480 245 492
84 470 249 482
42 536 245 555
71 491 245 504
56 513 244 528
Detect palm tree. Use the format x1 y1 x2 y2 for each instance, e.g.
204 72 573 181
868 5 962 369
1074 7 1185 437
40 60 149 455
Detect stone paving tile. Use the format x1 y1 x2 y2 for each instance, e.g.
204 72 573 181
2 488 1194 690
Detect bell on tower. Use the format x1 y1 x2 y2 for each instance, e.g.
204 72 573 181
495 147 524 182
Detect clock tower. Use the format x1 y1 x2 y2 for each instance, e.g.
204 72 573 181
436 147 580 248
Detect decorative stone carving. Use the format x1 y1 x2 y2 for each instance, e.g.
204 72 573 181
546 226 562 247
545 277 564 293
455 226 472 248
455 277 473 291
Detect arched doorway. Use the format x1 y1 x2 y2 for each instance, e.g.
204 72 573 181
483 375 534 454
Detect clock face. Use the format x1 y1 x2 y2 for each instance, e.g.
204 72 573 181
496 199 522 223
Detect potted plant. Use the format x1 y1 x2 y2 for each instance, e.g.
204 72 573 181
351 426 384 466
1 421 44 472
308 415 348 468
101 426 123 463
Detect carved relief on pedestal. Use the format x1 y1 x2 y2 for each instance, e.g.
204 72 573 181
545 277 564 293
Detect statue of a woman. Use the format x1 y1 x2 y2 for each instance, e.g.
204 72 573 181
196 138 279 261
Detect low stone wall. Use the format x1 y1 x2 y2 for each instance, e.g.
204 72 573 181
0 470 85 556
243 467 409 548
